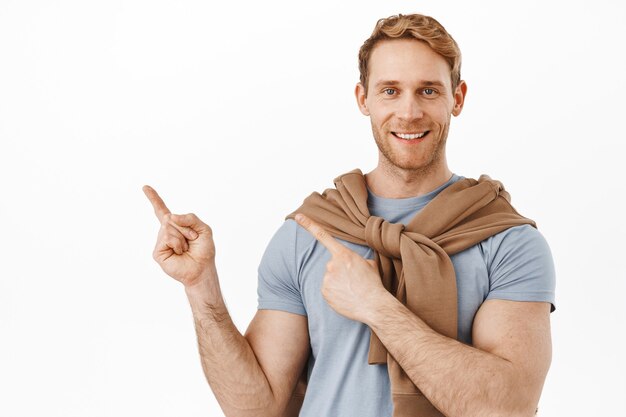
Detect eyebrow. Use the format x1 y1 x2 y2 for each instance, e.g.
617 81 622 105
373 80 446 88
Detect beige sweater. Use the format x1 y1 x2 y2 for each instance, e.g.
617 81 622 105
285 169 535 417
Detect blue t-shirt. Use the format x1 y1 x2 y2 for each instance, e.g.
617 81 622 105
257 174 556 417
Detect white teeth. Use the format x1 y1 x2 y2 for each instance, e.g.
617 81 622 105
396 132 426 140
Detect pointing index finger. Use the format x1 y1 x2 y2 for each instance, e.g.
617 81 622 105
295 214 345 255
143 185 171 221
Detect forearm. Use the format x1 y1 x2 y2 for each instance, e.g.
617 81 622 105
366 294 530 417
185 269 277 417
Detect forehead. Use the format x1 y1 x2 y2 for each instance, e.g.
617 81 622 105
368 39 452 88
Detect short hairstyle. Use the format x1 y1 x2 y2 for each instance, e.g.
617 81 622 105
358 14 462 95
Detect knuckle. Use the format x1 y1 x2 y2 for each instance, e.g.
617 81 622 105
161 224 173 236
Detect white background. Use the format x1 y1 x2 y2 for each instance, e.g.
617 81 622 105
1 0 625 415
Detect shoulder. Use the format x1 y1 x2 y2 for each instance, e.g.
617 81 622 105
482 224 552 267
265 219 318 260
480 224 557 311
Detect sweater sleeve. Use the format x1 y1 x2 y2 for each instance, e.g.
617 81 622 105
257 219 307 316
484 224 556 312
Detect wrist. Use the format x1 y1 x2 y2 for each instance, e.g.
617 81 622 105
362 288 401 327
184 268 224 309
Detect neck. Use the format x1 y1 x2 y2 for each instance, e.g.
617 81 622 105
365 159 453 199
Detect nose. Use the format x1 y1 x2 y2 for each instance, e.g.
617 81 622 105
396 95 424 121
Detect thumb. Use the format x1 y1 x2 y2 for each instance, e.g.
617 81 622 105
171 213 212 234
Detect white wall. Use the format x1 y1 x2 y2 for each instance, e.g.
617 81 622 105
1 0 624 415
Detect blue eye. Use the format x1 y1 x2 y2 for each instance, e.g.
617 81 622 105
384 88 396 95
423 88 435 95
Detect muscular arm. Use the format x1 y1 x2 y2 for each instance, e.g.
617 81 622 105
143 187 309 417
365 296 551 417
186 274 310 417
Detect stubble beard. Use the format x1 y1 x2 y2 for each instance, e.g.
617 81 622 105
371 117 451 178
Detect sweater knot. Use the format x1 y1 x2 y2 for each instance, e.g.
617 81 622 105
364 216 404 258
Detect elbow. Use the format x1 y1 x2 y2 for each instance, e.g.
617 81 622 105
475 374 542 417
223 395 296 417
496 364 546 417
220 395 276 417
471 402 536 417
224 407 274 417
508 400 540 417
492 384 541 417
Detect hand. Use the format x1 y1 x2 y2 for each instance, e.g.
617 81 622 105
295 214 390 323
143 185 216 288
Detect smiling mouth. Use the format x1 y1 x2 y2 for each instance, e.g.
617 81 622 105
392 131 430 140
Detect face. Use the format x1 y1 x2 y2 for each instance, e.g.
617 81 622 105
356 39 467 175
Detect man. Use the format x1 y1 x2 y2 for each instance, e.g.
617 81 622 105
144 14 555 417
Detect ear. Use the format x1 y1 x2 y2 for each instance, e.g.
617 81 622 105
452 80 468 117
355 82 370 116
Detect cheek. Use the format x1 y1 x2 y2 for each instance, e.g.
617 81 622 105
368 112 388 132
428 104 452 125
371 107 395 127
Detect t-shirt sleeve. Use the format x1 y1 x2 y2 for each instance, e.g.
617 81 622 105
257 219 307 316
485 224 556 312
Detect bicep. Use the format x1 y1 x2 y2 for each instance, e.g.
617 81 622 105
244 310 310 410
472 300 552 408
